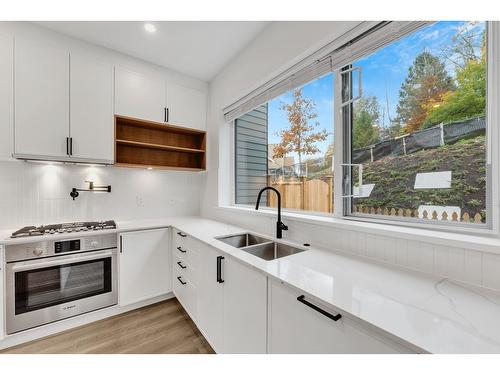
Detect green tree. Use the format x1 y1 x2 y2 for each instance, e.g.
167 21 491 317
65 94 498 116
275 89 329 176
423 30 486 126
395 52 454 133
352 96 381 149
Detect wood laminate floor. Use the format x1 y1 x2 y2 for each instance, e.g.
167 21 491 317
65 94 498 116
1 298 214 354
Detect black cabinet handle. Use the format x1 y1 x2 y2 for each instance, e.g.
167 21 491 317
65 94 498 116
177 261 187 269
69 137 73 156
66 137 70 156
177 276 187 285
177 232 187 238
216 255 225 283
297 295 342 321
120 236 123 253
166 107 170 123
164 107 167 122
177 246 186 253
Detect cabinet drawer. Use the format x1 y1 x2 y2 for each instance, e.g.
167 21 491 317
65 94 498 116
173 234 198 267
173 254 196 285
173 272 197 321
269 280 413 353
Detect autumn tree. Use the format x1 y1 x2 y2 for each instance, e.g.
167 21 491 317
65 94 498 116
352 96 381 149
395 52 454 133
424 28 486 126
275 89 329 176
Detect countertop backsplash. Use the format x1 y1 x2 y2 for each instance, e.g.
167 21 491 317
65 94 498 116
0 160 202 230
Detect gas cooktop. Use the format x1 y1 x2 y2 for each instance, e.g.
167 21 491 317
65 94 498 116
11 220 116 238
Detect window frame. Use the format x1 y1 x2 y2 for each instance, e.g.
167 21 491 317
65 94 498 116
228 21 500 237
335 21 498 235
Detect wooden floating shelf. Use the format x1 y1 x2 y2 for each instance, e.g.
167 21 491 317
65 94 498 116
115 115 206 171
114 163 206 172
116 139 205 154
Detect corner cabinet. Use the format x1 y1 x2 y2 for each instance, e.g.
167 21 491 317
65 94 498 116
115 67 166 124
172 229 267 354
268 279 416 354
13 38 114 164
115 67 207 131
119 228 171 307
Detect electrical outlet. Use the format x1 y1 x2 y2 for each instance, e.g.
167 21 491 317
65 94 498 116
136 196 144 207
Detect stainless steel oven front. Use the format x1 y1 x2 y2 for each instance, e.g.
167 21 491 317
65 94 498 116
5 233 118 334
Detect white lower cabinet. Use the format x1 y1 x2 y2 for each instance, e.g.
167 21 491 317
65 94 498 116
119 228 171 306
196 242 225 352
0 245 4 341
268 279 414 354
223 256 267 353
171 229 267 354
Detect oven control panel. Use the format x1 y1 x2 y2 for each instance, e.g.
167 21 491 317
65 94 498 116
55 239 81 253
5 233 118 262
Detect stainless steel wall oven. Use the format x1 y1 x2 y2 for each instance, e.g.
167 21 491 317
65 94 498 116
5 233 118 334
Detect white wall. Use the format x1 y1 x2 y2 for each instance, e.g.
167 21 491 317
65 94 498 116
0 22 206 228
202 21 500 292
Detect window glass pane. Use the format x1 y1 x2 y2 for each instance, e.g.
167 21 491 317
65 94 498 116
235 73 334 214
346 21 487 225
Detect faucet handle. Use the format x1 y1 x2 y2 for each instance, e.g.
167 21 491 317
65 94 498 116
280 222 288 231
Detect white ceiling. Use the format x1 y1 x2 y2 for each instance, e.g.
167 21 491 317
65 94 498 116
37 21 269 81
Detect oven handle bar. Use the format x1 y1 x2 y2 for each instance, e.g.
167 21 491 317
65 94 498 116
10 249 115 272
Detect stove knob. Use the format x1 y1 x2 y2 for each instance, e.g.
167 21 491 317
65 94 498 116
90 240 99 248
33 248 44 257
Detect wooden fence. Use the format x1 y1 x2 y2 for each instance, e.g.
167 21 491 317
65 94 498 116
266 176 484 223
352 205 484 223
267 176 334 213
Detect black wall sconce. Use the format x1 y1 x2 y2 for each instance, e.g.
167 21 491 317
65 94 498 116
70 180 111 200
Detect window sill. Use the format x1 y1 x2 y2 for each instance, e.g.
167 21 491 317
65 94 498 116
217 205 500 256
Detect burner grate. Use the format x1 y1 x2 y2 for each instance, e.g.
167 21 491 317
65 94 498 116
11 220 116 238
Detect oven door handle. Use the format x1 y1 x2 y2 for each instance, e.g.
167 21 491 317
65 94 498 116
10 250 115 272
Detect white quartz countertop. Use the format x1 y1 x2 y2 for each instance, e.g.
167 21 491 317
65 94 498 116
3 216 500 353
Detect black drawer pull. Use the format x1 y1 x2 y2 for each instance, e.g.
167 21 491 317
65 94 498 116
216 255 225 283
177 246 186 253
177 276 187 285
177 261 187 269
297 295 342 321
177 232 187 238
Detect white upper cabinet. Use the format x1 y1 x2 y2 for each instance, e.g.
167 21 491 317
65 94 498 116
70 54 114 163
119 228 171 307
14 38 70 160
115 67 166 123
0 33 13 161
166 82 207 131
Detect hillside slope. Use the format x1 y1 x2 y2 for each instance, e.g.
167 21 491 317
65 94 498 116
354 136 486 220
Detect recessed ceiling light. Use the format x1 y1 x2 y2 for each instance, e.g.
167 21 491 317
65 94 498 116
144 23 156 33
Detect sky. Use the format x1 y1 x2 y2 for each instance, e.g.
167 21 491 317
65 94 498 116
266 21 486 162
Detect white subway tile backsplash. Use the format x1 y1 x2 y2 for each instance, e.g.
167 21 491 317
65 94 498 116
448 247 465 280
463 249 483 286
384 237 397 264
0 161 202 230
365 233 377 259
481 253 500 290
434 245 450 277
395 238 408 267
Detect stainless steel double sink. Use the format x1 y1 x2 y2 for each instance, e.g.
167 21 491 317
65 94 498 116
215 233 307 261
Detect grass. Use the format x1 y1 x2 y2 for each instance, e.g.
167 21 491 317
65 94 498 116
353 135 486 220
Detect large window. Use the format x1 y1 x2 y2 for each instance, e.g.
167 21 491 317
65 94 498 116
232 21 491 229
342 21 489 226
234 73 334 214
